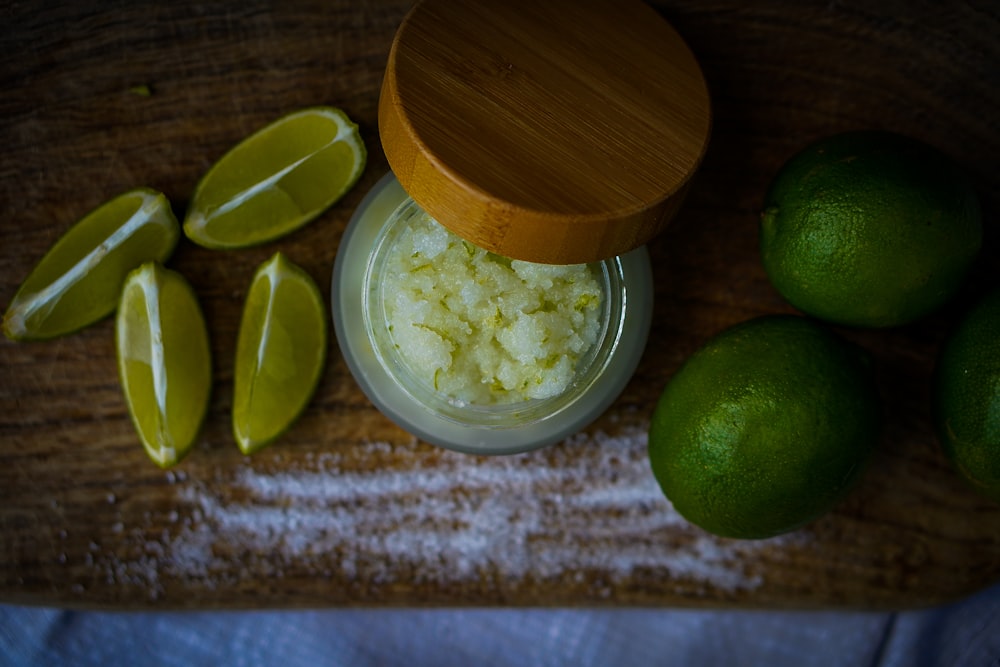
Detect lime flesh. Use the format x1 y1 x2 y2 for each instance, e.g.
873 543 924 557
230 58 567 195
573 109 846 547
233 252 327 454
116 262 212 468
4 188 179 340
183 107 366 249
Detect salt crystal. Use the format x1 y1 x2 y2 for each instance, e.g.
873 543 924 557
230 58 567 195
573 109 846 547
142 426 808 596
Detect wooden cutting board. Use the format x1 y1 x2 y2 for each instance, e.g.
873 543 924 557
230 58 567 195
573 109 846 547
1 0 998 610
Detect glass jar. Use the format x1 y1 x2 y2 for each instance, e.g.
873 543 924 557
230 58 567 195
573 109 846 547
332 172 653 455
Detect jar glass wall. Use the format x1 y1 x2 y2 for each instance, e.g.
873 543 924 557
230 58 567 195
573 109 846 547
332 172 653 455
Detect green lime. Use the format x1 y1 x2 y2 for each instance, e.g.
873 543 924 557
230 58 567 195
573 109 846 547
233 252 327 454
934 287 1000 503
760 130 982 328
116 262 212 468
3 188 179 341
183 107 366 249
648 315 881 539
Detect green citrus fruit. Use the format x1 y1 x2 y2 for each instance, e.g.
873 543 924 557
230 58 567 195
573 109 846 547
232 252 327 454
933 287 1000 503
3 188 179 341
183 107 366 249
760 130 982 328
116 262 212 468
648 315 881 539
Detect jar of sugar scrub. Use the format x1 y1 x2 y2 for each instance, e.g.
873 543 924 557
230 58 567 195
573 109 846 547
332 0 711 455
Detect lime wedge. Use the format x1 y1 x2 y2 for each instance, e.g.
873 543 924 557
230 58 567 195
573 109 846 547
116 262 212 468
3 188 179 341
233 252 327 454
183 107 366 249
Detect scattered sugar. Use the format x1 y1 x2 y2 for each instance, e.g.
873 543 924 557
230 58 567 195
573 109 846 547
96 427 811 599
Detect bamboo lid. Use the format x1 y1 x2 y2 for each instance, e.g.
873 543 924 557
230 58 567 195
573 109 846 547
378 0 711 264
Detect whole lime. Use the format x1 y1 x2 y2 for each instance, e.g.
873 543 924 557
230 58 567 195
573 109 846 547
648 315 881 539
934 287 1000 503
759 130 982 328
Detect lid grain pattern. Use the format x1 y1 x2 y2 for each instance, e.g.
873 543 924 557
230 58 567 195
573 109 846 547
379 0 712 263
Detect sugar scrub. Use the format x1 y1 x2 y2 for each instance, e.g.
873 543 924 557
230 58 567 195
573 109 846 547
334 173 653 454
380 212 602 405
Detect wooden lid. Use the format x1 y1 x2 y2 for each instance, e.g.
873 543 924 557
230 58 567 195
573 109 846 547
378 0 711 264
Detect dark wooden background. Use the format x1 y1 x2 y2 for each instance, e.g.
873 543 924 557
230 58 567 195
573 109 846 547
1 0 998 609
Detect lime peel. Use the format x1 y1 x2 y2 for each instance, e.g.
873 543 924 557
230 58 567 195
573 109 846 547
648 315 881 539
759 130 982 328
934 287 1000 503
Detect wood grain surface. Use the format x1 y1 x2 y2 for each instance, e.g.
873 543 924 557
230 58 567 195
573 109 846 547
1 0 999 610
